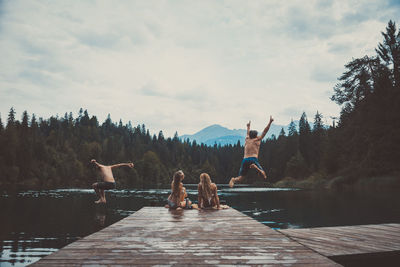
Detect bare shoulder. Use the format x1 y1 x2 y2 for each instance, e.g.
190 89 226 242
101 165 112 172
97 164 106 169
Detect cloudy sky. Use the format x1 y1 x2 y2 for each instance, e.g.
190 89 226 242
1 0 399 136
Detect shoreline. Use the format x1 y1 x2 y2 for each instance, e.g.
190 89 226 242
273 173 400 191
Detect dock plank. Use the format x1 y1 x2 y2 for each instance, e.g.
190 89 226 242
279 223 400 257
32 207 339 266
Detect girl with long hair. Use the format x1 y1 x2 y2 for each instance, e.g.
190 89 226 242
166 170 192 209
198 173 220 209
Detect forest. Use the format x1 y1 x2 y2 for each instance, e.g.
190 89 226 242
0 21 399 189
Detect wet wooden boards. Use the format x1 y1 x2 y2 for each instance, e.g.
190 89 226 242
279 223 400 257
31 207 339 266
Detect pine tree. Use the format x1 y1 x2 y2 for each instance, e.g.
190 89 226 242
376 20 400 89
299 112 312 168
31 114 37 126
18 111 33 179
158 131 165 141
68 112 74 124
279 128 286 138
313 111 324 132
288 119 297 136
0 114 3 132
7 107 16 128
21 110 29 129
173 131 179 142
331 56 379 114
312 111 325 170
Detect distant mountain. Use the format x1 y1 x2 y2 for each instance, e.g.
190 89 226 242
180 124 246 146
180 122 309 146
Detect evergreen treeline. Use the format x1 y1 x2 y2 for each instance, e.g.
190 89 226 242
1 20 399 189
0 107 247 188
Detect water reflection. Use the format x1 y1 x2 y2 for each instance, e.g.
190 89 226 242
1 186 399 266
94 211 106 227
168 208 185 221
0 233 75 266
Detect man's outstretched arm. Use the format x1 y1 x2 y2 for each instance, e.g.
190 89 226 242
258 116 274 140
110 162 134 169
246 121 251 138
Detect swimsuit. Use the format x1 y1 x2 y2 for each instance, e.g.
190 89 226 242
167 199 179 209
238 157 264 176
184 198 193 209
202 194 215 208
96 182 116 190
167 186 192 209
167 198 192 209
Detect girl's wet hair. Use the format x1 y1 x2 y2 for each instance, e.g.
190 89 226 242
199 173 213 203
171 170 184 199
173 170 184 180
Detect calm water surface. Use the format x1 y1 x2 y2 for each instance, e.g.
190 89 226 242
1 186 399 266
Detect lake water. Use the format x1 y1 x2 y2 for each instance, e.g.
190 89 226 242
1 185 399 266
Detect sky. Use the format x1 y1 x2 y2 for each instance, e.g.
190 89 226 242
1 0 399 137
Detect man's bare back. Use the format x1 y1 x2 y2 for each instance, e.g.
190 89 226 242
97 165 116 183
244 137 262 158
229 116 274 187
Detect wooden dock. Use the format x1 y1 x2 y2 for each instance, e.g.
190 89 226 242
279 224 400 266
32 207 339 266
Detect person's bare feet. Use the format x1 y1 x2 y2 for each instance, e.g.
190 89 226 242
229 178 235 188
191 203 199 210
250 164 267 179
95 199 106 204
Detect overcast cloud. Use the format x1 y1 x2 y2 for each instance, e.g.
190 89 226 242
1 0 399 136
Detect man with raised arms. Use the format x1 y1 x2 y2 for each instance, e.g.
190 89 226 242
91 159 134 203
229 116 274 188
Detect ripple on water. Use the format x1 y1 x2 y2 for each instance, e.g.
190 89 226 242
0 236 79 266
221 187 299 193
114 209 136 216
242 208 283 217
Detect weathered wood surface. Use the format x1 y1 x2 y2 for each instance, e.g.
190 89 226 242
31 207 339 266
279 223 400 257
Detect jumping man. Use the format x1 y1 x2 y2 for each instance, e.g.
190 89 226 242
91 159 134 204
229 116 274 187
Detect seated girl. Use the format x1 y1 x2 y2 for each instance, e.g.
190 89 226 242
198 173 225 209
166 170 192 209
